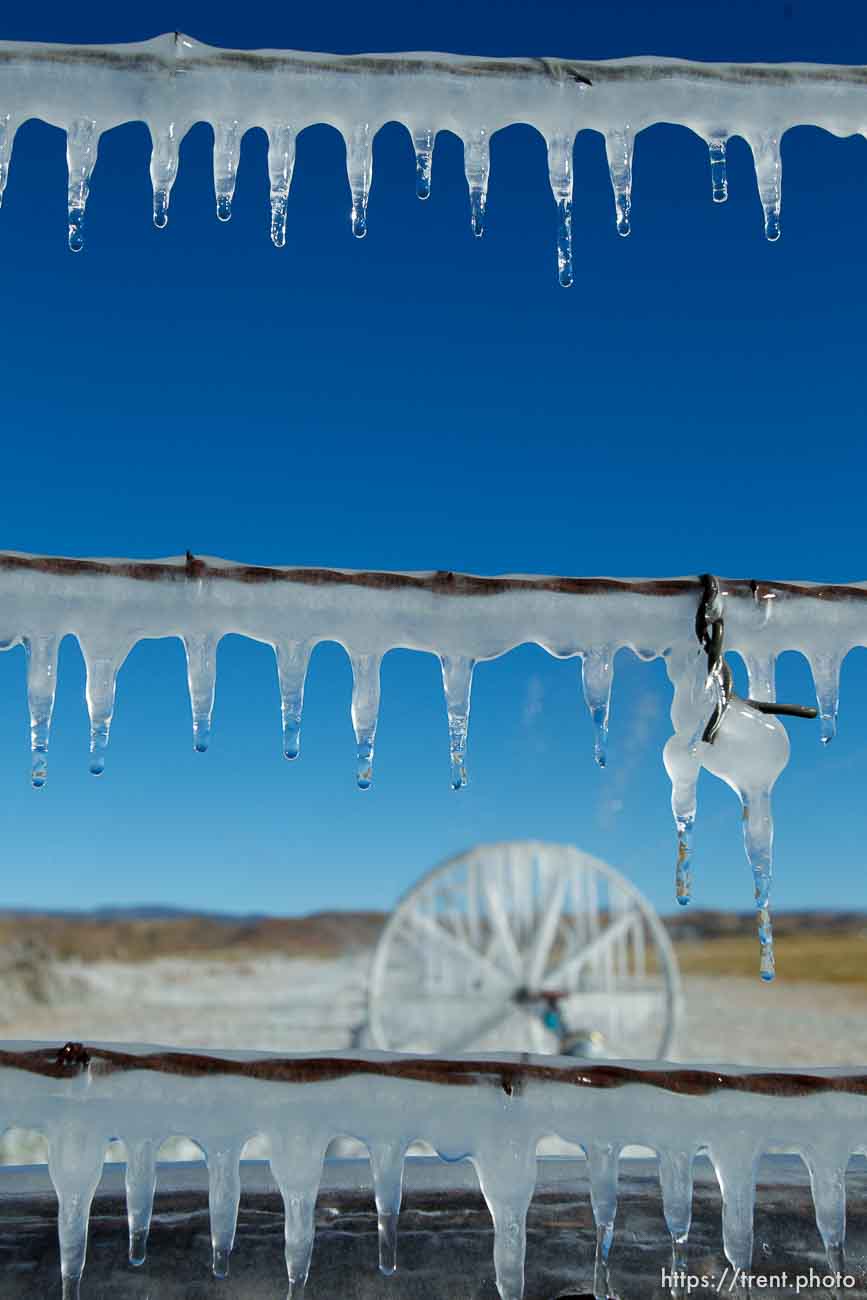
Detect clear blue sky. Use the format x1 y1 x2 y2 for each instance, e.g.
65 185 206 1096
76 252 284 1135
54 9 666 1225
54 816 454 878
0 0 864 918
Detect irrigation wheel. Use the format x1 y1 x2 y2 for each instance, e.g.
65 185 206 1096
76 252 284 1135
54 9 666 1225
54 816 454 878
369 841 681 1058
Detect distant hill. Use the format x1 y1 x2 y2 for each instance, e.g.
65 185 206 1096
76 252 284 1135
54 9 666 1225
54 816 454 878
0 909 387 962
0 906 863 968
664 909 867 942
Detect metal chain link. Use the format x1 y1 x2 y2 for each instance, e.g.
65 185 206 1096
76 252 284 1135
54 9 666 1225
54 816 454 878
695 573 816 744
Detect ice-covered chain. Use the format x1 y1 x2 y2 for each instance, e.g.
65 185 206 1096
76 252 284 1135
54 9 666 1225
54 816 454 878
695 573 816 745
1 36 867 280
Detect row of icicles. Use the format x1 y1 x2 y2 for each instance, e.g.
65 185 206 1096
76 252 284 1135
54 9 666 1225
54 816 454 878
20 630 841 987
22 637 617 792
31 1118 854 1300
0 114 780 284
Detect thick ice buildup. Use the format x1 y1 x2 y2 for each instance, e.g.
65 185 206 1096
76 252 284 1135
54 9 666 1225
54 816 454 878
1 554 864 976
0 37 866 278
0 1043 864 1300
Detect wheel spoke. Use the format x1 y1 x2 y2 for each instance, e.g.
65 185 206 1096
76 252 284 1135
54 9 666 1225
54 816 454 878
400 910 514 989
524 870 567 988
541 909 638 990
434 1000 522 1054
480 872 523 975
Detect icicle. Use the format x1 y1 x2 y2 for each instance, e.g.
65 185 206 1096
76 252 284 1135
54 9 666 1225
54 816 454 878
711 1140 759 1273
413 127 434 199
124 1138 156 1266
663 736 698 905
440 654 474 789
546 132 574 288
275 640 311 760
206 1141 243 1277
369 1141 406 1276
658 1149 694 1284
149 122 181 228
742 789 776 980
350 651 381 789
605 127 633 236
0 113 15 208
47 1125 106 1300
472 1137 538 1300
581 645 614 768
667 634 789 975
82 644 126 775
183 633 218 752
702 699 789 979
808 651 841 744
674 811 694 906
804 1146 849 1277
464 128 490 237
25 634 59 788
708 136 728 202
589 1142 619 1300
66 118 98 252
269 1132 327 1299
213 119 242 222
346 123 373 239
267 123 296 248
750 130 782 240
743 653 776 704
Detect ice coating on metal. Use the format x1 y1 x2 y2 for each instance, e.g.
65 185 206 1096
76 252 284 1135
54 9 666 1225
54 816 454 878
0 1043 864 1299
0 553 865 976
1 37 866 264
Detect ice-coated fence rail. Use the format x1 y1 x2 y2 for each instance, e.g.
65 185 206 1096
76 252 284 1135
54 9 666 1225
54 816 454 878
0 1041 863 1300
1 35 867 281
0 551 865 977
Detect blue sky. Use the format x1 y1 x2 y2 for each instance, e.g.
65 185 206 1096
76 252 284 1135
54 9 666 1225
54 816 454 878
0 1 864 918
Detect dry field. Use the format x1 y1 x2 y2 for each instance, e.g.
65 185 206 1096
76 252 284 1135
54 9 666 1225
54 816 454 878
675 930 867 983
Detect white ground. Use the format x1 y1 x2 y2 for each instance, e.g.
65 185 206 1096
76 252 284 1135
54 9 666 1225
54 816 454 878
2 952 865 1064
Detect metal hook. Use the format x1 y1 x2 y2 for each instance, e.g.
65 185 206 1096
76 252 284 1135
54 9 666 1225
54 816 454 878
695 573 817 744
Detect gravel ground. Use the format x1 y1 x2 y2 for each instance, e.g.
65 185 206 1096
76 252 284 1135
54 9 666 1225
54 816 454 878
676 973 867 1066
1 953 865 1065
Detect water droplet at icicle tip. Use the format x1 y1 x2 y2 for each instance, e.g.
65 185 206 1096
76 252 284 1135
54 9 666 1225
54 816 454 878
129 1229 148 1268
351 198 367 240
216 193 232 223
378 1211 398 1276
212 1244 231 1279
758 904 775 981
356 741 373 790
152 189 169 229
31 747 48 789
89 730 109 776
193 719 211 754
615 193 631 238
283 718 301 761
764 207 781 241
68 208 84 253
